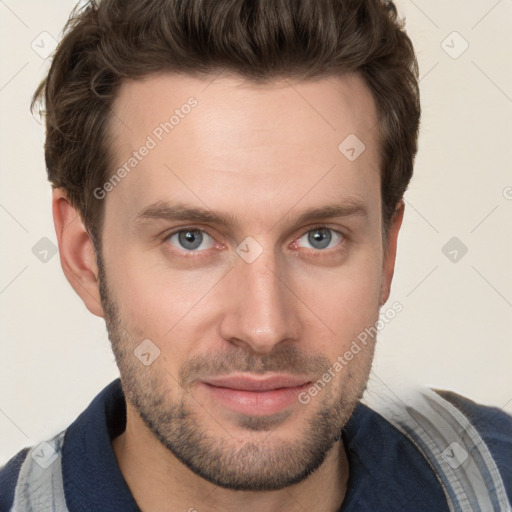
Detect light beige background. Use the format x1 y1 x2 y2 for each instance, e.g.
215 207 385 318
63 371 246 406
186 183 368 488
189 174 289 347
1 0 511 465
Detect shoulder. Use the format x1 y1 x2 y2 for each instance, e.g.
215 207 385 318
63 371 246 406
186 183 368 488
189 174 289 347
0 447 30 511
348 385 512 511
435 389 512 503
435 389 512 436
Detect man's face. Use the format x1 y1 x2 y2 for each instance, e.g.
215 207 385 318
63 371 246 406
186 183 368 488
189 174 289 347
98 72 394 490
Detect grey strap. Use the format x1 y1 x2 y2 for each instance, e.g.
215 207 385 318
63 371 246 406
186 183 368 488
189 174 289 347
363 384 511 512
11 430 70 512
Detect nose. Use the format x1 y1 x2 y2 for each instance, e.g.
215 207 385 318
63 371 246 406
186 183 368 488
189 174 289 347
218 247 301 355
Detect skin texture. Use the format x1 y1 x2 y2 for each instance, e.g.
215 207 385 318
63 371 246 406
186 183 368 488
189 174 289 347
52 72 404 512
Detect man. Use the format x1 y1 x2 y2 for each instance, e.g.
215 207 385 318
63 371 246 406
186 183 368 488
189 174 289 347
1 0 511 510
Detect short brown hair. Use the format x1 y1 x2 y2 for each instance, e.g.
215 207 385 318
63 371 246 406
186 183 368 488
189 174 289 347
32 0 420 251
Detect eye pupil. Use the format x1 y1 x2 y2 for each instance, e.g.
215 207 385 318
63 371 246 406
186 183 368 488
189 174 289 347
178 230 203 250
308 228 332 249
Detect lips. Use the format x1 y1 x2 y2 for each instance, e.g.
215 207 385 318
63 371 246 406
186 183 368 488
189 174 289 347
198 374 313 416
202 374 312 391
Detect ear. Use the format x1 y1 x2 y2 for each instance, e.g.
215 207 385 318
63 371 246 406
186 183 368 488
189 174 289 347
380 200 404 306
52 188 104 318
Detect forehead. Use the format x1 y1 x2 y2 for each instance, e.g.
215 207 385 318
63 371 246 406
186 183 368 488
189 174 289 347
106 72 381 230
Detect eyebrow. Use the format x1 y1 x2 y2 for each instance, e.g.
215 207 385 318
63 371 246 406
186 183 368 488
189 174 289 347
134 198 368 230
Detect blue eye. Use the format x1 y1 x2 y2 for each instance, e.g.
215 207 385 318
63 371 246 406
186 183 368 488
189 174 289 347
297 228 343 250
167 229 215 251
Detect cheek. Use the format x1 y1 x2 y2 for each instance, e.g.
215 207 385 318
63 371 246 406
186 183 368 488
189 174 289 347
104 246 228 339
310 268 382 395
291 251 383 358
299 247 382 315
334 265 382 325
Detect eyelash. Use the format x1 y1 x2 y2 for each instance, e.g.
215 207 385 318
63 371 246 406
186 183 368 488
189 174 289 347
161 225 347 258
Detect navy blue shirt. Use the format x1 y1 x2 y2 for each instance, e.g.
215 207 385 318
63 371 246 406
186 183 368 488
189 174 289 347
1 379 511 511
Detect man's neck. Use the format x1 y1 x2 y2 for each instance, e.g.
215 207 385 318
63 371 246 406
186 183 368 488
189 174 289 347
112 412 349 512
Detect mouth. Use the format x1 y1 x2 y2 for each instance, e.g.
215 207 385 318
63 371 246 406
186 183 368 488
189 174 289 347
198 374 313 416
